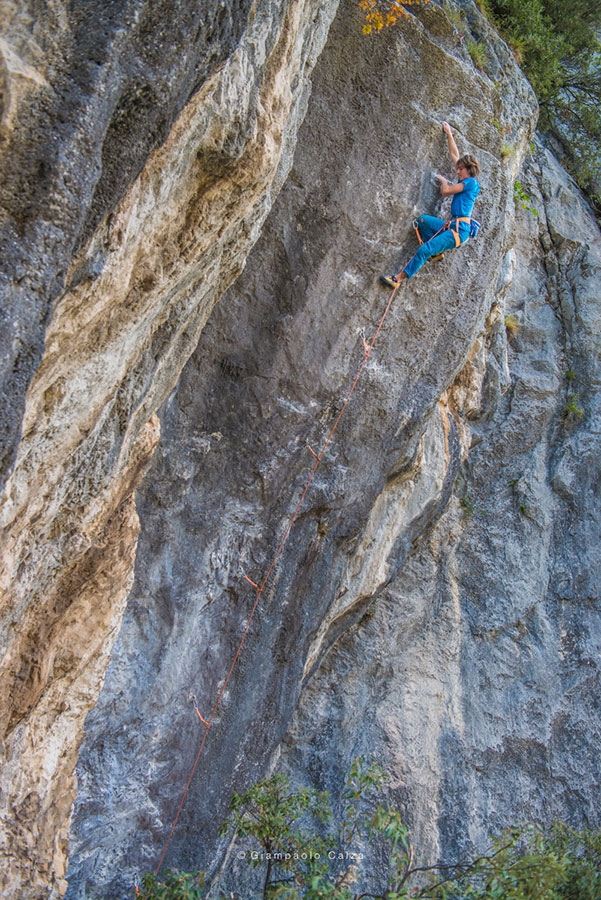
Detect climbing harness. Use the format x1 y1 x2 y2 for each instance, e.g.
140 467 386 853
152 279 401 878
414 215 479 250
447 216 471 247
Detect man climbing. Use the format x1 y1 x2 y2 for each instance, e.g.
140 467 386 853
380 121 480 288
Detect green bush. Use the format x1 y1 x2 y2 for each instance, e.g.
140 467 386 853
513 181 538 215
426 823 601 900
138 763 601 900
564 392 584 419
466 39 489 69
221 771 332 898
219 759 413 898
486 0 601 207
136 870 205 900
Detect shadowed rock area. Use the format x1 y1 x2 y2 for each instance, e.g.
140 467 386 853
0 0 254 489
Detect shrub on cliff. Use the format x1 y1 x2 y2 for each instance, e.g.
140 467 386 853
358 0 430 34
138 760 601 899
483 0 601 207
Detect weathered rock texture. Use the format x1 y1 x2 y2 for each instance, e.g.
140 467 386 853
0 0 255 488
0 1 340 896
276 139 601 880
67 3 601 899
2 0 600 898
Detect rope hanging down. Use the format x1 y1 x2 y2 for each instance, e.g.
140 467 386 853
153 281 400 876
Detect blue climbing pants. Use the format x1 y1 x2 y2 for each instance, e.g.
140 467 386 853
403 215 467 279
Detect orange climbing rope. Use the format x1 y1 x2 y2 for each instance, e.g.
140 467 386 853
153 281 400 876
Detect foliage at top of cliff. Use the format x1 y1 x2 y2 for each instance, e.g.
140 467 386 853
358 0 430 33
483 0 601 208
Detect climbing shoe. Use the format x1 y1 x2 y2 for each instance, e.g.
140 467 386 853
431 252 445 262
380 274 401 288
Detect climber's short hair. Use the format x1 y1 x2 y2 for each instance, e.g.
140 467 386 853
457 154 480 178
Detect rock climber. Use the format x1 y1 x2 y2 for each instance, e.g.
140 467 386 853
380 121 480 288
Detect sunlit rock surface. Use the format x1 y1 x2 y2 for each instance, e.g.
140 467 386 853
277 141 601 881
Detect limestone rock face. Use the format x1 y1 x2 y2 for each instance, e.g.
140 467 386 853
68 4 600 899
2 0 600 898
277 145 601 878
0 1 340 897
0 0 255 488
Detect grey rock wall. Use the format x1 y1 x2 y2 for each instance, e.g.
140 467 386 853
0 0 253 488
276 141 601 886
69 4 600 899
1 0 599 897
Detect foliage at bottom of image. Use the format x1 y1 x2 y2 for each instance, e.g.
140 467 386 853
137 869 205 900
136 760 601 900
